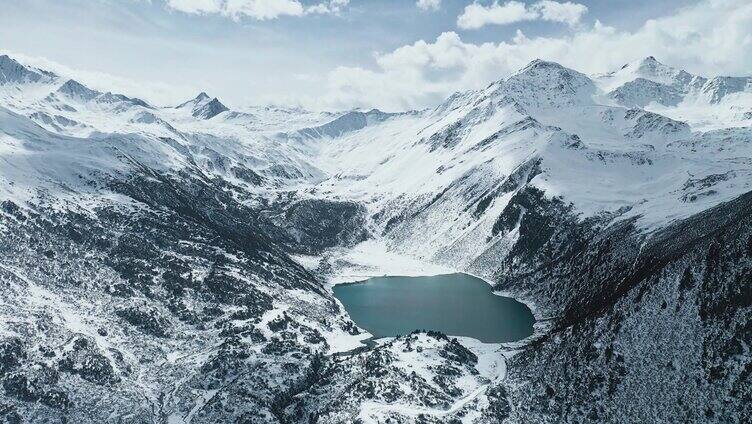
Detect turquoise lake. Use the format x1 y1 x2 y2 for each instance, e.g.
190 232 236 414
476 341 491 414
333 273 535 343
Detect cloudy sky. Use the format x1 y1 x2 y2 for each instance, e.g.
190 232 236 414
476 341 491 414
1 0 750 111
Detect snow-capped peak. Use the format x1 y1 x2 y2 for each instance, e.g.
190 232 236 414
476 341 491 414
48 78 152 114
0 55 57 85
57 79 101 101
632 56 664 73
596 56 752 115
177 91 210 108
518 58 569 74
606 77 684 108
177 92 229 119
496 59 596 109
596 56 696 93
194 98 228 119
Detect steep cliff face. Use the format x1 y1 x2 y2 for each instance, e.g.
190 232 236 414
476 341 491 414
496 192 752 423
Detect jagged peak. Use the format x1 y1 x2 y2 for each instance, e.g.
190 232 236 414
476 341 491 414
635 56 670 72
175 90 229 118
0 55 28 70
624 56 693 82
430 61 588 116
57 79 100 99
54 79 150 109
0 55 57 84
177 91 213 109
204 97 227 111
614 56 669 73
192 97 229 119
59 79 89 91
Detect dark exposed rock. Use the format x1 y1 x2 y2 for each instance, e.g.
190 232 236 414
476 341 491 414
58 338 119 385
115 304 170 338
3 365 70 410
193 98 229 119
272 198 369 254
0 339 24 375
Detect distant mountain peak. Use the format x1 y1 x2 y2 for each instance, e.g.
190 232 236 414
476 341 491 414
0 55 57 85
193 97 229 119
54 79 151 109
635 55 669 72
295 108 399 139
606 77 684 108
598 55 697 93
57 79 100 100
59 79 89 91
522 58 564 70
177 92 213 109
513 59 588 80
502 59 595 108
175 91 229 119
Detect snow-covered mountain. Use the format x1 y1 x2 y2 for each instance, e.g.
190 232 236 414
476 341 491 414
0 55 750 423
176 92 229 119
0 55 56 85
596 56 752 130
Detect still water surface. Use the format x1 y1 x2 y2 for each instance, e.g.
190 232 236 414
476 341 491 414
333 273 534 343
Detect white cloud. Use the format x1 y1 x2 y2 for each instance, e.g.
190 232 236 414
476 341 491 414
225 0 304 19
457 0 588 29
315 0 752 111
536 0 588 26
457 1 536 29
416 0 441 12
165 0 348 20
307 0 349 15
164 0 224 15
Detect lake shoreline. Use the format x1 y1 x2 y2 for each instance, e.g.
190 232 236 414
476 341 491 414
333 273 535 344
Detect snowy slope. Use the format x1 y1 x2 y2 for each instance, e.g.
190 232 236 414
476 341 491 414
302 57 751 273
2 51 750 301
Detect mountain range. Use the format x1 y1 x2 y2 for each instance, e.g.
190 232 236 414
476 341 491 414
0 53 750 423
